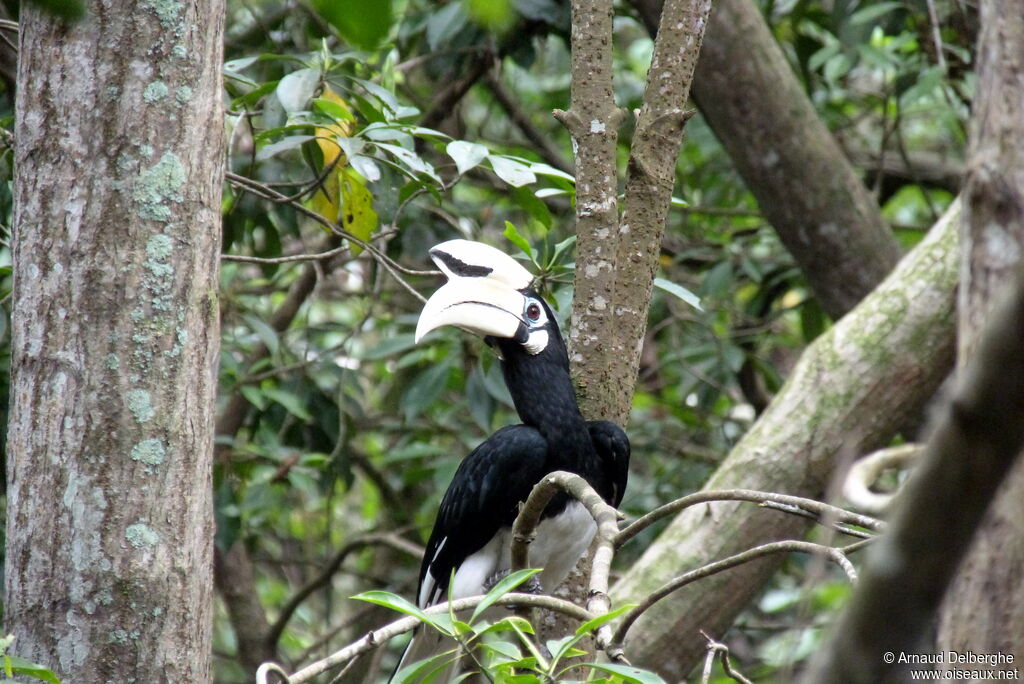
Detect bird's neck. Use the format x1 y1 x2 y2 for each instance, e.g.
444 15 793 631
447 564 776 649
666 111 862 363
497 342 592 462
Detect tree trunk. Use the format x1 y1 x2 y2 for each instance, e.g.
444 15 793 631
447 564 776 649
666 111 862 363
611 201 959 679
936 0 1024 661
4 2 224 682
551 0 712 652
630 0 902 320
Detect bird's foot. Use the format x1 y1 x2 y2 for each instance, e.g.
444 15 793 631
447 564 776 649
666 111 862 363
483 569 543 595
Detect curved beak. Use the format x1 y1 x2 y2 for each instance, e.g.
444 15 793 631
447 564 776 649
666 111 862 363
415 277 528 344
415 239 535 344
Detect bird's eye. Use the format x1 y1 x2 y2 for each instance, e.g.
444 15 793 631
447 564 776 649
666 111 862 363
525 301 542 321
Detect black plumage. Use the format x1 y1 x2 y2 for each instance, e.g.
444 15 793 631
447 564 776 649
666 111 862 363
398 240 630 680
416 293 629 606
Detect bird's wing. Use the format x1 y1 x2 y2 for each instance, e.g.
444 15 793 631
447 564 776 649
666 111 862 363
587 420 631 508
417 424 548 607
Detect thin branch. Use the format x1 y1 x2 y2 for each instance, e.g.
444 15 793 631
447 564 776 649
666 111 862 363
225 171 431 302
221 243 351 264
924 0 948 72
607 539 865 659
615 488 885 548
699 631 753 684
842 443 923 514
279 593 596 683
509 471 621 646
266 533 424 649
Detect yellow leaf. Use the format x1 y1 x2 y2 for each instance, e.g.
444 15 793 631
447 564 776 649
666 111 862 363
314 86 353 169
339 167 377 255
310 169 341 224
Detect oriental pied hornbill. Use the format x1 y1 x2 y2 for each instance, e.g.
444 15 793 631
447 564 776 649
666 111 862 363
398 239 629 675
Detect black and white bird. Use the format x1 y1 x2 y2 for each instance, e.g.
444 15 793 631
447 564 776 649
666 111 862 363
397 239 629 678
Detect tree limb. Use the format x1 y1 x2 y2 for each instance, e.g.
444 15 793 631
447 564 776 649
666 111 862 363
800 265 1024 683
609 539 866 661
611 199 960 679
615 489 884 548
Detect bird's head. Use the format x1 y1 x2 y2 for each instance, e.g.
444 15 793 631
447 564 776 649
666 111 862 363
415 239 558 356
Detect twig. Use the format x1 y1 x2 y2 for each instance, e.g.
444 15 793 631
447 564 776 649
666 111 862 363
256 662 291 684
221 243 351 264
842 443 923 514
699 631 753 684
509 471 621 646
224 171 431 302
607 539 864 658
615 489 885 548
266 533 424 648
280 593 595 683
924 0 947 72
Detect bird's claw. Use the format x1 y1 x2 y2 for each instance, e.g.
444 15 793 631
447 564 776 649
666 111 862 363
483 569 544 597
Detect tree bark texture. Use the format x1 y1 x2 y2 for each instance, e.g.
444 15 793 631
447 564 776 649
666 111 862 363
4 2 224 682
551 0 712 649
631 0 902 320
566 0 712 424
937 0 1024 661
799 233 1024 684
611 201 960 679
559 0 624 424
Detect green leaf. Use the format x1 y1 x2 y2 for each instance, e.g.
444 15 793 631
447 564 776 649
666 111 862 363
669 195 689 207
503 222 535 261
527 160 575 183
276 68 321 114
653 277 703 311
351 590 451 635
466 0 514 30
375 142 440 182
262 387 314 422
400 361 452 421
5 656 61 684
225 56 260 73
474 615 534 637
238 385 268 411
546 633 584 662
585 663 666 684
312 97 356 122
547 235 577 268
394 647 461 683
512 186 552 230
574 603 636 636
489 155 537 187
312 0 400 50
255 135 315 162
242 313 280 357
350 155 382 183
470 568 542 622
849 1 902 25
358 333 418 360
446 140 490 176
426 1 468 51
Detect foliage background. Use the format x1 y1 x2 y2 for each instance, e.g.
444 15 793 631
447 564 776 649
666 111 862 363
0 0 970 680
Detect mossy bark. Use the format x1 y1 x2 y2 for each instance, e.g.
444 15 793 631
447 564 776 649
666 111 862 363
936 0 1024 662
4 1 224 681
611 201 960 679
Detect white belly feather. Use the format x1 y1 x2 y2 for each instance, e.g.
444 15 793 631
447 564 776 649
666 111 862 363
447 500 596 602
